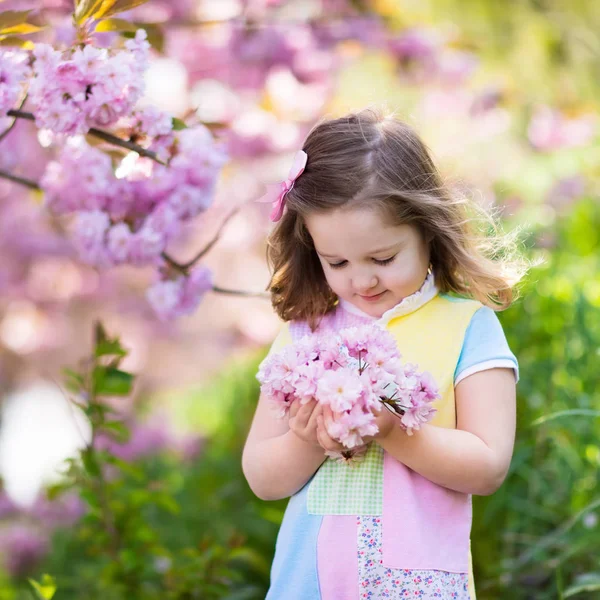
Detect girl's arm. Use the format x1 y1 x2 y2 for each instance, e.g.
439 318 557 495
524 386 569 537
242 393 327 501
375 367 517 496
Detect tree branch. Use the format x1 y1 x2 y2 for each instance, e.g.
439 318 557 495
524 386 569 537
182 207 240 269
161 206 240 272
0 168 41 190
6 109 168 166
0 153 267 300
212 285 269 298
0 95 28 144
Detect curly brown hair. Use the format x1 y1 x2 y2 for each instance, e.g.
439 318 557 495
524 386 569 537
266 107 527 329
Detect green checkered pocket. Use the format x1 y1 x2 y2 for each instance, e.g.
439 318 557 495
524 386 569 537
307 443 384 515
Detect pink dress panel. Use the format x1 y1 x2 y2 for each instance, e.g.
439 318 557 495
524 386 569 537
382 452 472 572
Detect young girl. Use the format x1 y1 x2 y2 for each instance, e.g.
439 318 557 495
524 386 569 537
242 108 524 600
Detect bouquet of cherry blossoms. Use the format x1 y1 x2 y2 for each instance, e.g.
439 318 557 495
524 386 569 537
257 324 440 458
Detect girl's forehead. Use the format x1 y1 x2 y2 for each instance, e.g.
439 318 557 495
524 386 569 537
305 207 414 255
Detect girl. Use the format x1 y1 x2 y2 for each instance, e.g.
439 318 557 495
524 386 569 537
242 108 525 600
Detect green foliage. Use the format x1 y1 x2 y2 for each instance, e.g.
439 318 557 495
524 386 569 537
0 9 42 47
3 323 279 599
28 575 57 600
73 0 151 24
472 198 600 599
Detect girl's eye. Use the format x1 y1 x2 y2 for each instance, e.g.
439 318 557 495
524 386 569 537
328 261 347 269
373 255 396 266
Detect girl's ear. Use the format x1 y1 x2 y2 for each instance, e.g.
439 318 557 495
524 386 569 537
421 226 435 245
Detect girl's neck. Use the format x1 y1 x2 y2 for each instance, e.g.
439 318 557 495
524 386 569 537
339 270 438 325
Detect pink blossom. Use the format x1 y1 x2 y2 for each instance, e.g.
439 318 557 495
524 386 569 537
292 360 324 403
316 369 364 413
29 31 150 135
107 222 134 263
0 524 49 578
327 405 379 449
28 493 86 528
133 105 174 138
145 266 214 321
258 324 439 452
129 223 166 267
71 210 112 267
0 49 31 116
528 105 596 152
178 266 214 315
401 402 438 436
167 184 211 220
146 279 184 321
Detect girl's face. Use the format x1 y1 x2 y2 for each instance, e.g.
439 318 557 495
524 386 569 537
305 206 431 318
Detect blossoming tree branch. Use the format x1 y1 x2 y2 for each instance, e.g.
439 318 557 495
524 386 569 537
0 2 251 321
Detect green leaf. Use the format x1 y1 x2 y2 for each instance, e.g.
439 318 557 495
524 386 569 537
531 409 600 427
62 367 84 393
137 22 164 52
93 366 134 396
101 420 130 443
0 36 34 48
154 493 181 515
121 22 164 52
0 23 43 35
95 0 151 19
94 320 108 346
81 449 100 477
104 454 144 480
28 574 57 599
46 481 73 501
95 17 137 33
564 574 600 598
0 10 33 30
95 338 127 358
74 0 108 24
172 117 187 131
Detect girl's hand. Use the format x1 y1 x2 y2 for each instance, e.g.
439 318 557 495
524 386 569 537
362 403 399 443
317 405 369 455
288 399 323 448
316 405 347 454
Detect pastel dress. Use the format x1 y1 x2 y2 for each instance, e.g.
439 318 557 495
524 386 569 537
261 273 518 600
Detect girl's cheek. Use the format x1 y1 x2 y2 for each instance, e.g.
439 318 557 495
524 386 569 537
326 272 344 293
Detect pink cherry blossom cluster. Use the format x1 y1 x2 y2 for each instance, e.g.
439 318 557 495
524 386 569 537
39 118 227 319
146 265 214 321
41 121 227 265
257 324 439 450
28 30 150 135
0 49 31 117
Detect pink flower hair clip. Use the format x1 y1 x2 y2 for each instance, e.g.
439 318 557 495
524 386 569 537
257 150 308 222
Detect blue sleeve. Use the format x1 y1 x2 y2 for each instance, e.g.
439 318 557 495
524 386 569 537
454 306 519 384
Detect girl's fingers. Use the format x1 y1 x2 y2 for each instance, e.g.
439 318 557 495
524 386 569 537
288 400 299 418
317 415 345 452
306 401 322 431
316 416 331 449
289 399 310 425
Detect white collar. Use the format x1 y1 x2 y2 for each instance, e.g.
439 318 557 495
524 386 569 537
339 270 438 326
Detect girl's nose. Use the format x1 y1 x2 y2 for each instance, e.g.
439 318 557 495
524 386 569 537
353 273 379 293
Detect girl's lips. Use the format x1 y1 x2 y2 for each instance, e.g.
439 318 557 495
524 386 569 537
359 291 387 302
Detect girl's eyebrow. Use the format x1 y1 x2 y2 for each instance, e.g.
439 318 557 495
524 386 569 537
317 243 399 258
